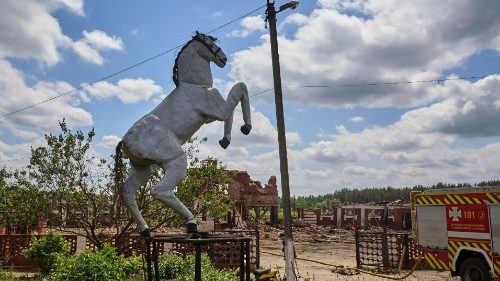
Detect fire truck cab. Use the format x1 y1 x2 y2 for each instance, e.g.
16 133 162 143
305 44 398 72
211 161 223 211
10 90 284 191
413 187 500 281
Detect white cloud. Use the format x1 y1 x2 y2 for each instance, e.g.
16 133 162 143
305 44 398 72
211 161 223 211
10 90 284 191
0 59 93 140
0 1 124 66
73 41 104 65
98 135 121 148
286 132 302 147
0 1 78 65
229 0 500 108
228 15 266 38
73 30 124 65
49 0 85 16
83 78 163 104
351 116 364 123
81 30 124 50
0 139 36 168
400 75 500 137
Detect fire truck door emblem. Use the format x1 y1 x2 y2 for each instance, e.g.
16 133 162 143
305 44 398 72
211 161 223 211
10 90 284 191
449 207 461 222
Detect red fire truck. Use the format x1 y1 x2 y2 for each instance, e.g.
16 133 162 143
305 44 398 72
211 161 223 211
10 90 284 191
412 187 500 280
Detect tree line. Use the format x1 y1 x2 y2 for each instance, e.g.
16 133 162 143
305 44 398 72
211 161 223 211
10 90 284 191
287 180 500 210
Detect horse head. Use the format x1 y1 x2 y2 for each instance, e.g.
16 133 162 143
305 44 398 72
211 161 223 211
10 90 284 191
192 31 227 68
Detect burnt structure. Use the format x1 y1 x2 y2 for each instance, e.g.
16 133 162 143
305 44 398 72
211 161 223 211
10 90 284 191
228 171 279 226
298 204 411 230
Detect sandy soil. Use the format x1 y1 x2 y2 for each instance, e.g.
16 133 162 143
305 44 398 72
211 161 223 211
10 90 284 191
259 240 460 281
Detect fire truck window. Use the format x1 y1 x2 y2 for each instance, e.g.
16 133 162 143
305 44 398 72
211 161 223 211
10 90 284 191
490 205 500 254
416 205 447 248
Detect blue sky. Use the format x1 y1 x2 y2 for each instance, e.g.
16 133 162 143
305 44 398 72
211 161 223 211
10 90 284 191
1 0 500 195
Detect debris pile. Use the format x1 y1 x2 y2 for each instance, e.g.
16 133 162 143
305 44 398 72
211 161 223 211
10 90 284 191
258 224 356 243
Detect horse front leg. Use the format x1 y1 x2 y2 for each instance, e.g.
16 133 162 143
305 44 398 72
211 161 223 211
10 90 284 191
219 112 233 149
239 84 251 134
218 83 252 149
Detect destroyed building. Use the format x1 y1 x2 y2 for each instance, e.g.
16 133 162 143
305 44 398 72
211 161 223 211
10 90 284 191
227 171 279 227
298 204 411 230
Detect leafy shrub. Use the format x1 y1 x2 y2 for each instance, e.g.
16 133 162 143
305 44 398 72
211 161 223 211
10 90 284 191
0 271 15 281
51 244 141 281
23 231 70 275
0 267 10 278
122 255 142 278
158 253 237 281
158 253 184 279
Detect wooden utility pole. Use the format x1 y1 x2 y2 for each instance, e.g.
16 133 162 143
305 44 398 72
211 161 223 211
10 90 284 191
266 1 299 280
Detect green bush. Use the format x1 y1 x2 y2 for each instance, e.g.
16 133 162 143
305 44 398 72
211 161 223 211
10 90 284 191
0 267 9 278
158 253 184 279
23 231 70 275
51 244 141 281
158 253 237 281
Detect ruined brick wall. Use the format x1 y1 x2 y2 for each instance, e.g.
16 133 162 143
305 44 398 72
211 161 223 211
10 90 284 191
228 171 279 207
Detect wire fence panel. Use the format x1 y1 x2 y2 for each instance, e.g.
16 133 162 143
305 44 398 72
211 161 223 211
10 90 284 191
355 230 423 270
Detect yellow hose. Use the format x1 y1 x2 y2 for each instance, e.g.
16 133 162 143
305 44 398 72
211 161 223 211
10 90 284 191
261 250 423 280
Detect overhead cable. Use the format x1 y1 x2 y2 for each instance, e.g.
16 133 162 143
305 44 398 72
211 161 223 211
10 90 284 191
249 75 490 98
0 4 267 120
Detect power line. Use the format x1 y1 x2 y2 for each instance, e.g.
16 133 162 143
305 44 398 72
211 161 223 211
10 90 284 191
0 157 30 163
0 73 495 165
0 4 267 120
249 75 490 98
206 5 267 35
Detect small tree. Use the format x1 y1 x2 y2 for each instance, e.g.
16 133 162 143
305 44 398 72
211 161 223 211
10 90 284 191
0 169 48 232
24 120 234 253
176 158 234 222
27 120 113 247
0 168 9 227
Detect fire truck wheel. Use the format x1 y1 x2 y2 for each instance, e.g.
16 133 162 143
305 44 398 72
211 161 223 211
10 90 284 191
459 257 490 281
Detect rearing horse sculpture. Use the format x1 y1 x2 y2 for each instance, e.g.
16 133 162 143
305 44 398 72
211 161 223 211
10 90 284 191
115 32 252 237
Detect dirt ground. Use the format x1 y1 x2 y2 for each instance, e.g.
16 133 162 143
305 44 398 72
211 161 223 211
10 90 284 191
259 240 460 281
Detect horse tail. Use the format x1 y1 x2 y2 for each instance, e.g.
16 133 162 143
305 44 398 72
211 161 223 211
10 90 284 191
114 140 124 190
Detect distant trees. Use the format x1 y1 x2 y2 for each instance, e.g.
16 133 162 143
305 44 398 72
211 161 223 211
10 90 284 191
290 180 500 210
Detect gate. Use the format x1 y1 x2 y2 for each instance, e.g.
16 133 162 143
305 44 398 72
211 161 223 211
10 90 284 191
355 230 421 269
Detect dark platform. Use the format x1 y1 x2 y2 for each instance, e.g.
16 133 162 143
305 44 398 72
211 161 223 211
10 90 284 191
145 234 252 281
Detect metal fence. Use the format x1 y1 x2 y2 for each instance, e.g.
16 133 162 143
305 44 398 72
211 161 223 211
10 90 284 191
0 230 259 270
355 230 421 270
0 235 78 268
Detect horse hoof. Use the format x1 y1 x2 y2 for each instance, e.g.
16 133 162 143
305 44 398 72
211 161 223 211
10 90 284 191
140 228 152 239
219 138 230 149
187 222 198 234
240 124 252 135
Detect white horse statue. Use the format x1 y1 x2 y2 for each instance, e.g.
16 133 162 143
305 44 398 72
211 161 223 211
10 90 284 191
115 31 252 238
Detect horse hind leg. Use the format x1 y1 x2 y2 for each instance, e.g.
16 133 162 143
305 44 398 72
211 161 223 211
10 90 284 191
122 163 153 236
150 153 197 232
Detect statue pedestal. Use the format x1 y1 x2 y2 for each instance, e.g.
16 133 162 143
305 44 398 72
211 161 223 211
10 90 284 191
145 234 252 281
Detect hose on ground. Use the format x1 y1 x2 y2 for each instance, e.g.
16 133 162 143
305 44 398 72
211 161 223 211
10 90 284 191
260 250 423 280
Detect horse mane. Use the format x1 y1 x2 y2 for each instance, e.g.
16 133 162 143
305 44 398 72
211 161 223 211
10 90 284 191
172 33 218 87
172 39 195 87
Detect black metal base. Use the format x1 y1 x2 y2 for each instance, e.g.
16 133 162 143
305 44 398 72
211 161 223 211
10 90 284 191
145 234 252 281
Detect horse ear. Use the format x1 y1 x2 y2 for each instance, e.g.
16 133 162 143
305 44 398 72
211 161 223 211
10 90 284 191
195 31 200 36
